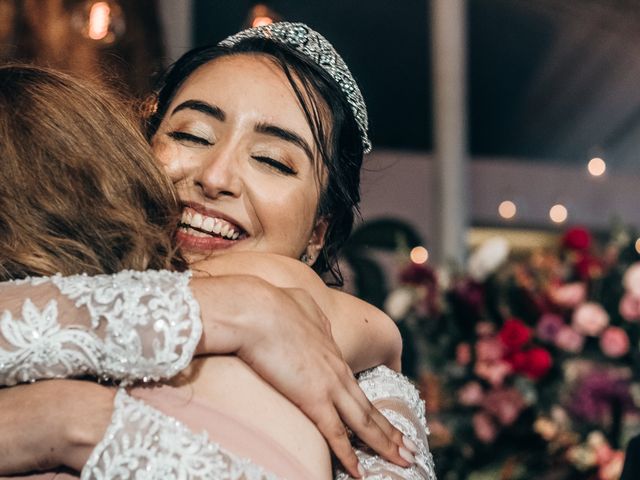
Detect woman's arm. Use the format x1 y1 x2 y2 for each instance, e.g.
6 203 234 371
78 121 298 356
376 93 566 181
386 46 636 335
192 252 403 373
0 266 408 477
0 380 114 476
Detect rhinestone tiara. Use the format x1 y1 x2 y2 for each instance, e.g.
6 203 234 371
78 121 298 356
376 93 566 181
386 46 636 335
219 22 371 154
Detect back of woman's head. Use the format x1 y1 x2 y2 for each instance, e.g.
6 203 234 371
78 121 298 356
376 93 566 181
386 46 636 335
0 65 185 280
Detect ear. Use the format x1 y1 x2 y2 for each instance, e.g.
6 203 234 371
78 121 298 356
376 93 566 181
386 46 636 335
304 217 329 265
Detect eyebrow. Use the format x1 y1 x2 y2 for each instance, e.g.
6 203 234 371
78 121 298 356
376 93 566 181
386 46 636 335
170 100 226 122
255 122 314 162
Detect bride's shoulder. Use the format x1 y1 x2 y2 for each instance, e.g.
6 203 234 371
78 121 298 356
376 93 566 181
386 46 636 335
332 290 402 372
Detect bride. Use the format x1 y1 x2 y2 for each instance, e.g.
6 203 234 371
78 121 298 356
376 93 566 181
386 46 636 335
0 23 435 480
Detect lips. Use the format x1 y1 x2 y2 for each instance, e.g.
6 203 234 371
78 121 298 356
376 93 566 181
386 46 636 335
176 204 247 252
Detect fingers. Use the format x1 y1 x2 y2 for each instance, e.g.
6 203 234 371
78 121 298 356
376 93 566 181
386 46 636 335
310 403 363 478
335 378 414 470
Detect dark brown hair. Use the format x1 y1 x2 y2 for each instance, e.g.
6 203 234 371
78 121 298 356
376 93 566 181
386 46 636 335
146 39 364 286
0 64 186 280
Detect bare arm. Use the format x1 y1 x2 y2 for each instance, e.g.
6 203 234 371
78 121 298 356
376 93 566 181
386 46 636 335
0 266 408 477
192 252 403 373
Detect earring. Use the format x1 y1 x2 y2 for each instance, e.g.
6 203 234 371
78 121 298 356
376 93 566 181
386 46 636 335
301 252 314 264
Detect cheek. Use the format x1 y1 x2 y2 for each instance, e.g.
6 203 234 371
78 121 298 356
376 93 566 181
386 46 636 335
152 137 180 179
252 181 320 247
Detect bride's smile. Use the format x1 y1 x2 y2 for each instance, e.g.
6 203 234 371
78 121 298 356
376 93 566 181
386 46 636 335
153 54 328 263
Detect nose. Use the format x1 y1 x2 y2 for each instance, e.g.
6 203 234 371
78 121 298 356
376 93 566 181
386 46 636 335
195 146 243 199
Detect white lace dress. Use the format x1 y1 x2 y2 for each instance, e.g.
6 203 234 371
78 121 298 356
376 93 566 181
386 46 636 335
0 270 436 480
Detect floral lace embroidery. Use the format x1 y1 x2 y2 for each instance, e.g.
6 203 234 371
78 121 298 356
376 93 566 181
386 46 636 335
0 270 201 386
335 366 437 480
82 389 279 480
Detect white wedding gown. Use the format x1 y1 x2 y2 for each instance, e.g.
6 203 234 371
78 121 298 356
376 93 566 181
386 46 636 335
0 270 436 479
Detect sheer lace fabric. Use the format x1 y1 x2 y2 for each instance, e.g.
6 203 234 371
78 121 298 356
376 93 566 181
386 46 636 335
82 389 279 480
334 366 437 480
0 270 436 479
0 270 201 386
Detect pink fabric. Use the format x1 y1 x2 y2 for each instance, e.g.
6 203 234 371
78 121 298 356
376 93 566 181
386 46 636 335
131 384 317 479
4 385 316 480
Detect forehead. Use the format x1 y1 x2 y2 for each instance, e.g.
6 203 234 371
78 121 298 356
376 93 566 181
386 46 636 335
172 54 311 131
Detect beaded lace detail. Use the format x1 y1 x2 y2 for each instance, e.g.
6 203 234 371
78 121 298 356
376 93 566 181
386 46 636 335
82 389 279 480
0 270 201 386
335 366 437 480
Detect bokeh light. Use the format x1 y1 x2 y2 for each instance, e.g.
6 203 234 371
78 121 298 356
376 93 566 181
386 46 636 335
549 204 568 224
410 246 429 264
588 157 606 177
498 200 517 219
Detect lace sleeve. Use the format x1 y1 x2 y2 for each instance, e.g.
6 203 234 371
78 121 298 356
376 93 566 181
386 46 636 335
335 366 437 480
81 388 278 480
0 270 201 386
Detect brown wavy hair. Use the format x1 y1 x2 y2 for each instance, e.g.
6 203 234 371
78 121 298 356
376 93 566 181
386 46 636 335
0 65 186 280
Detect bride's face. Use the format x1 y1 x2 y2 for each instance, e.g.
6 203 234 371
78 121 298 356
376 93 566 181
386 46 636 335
152 54 328 263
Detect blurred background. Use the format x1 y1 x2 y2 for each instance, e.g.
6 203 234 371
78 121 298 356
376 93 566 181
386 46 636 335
2 1 640 478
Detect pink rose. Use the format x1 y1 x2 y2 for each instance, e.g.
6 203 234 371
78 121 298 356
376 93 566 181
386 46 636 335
548 282 587 309
475 337 504 362
623 262 640 298
472 411 497 443
599 451 624 480
619 293 640 322
572 302 609 336
456 342 472 366
482 387 525 426
599 327 630 358
457 381 484 406
474 360 513 387
554 326 585 353
475 321 496 337
536 313 565 342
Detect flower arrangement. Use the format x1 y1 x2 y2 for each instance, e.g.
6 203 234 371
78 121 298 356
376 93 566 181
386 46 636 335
387 226 640 480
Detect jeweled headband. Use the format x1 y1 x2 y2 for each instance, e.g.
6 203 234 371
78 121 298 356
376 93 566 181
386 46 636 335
219 22 372 154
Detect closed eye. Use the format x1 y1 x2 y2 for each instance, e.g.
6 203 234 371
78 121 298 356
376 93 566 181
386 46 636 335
167 131 213 146
252 156 297 175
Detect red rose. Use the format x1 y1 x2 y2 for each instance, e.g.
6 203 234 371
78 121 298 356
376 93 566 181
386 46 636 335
521 347 552 380
399 263 436 286
498 318 531 352
574 253 603 280
561 227 592 251
505 350 528 373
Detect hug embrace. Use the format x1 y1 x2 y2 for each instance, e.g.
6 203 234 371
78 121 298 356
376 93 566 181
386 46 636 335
0 22 435 480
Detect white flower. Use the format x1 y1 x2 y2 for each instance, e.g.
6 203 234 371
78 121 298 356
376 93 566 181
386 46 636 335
384 287 415 320
467 237 510 281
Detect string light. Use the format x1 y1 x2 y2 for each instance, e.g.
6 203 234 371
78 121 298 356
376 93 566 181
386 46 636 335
246 4 279 28
72 0 125 44
549 204 568 224
88 2 110 40
498 200 517 219
252 16 273 27
588 157 606 177
410 246 429 264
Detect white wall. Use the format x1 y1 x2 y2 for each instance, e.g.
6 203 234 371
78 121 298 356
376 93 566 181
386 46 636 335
360 150 640 244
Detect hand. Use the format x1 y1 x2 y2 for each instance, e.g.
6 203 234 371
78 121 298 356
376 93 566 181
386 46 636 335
192 275 413 478
0 380 114 475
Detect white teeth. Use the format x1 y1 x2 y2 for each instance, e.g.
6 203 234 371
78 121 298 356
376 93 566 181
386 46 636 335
191 213 204 229
202 217 215 232
182 209 242 240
